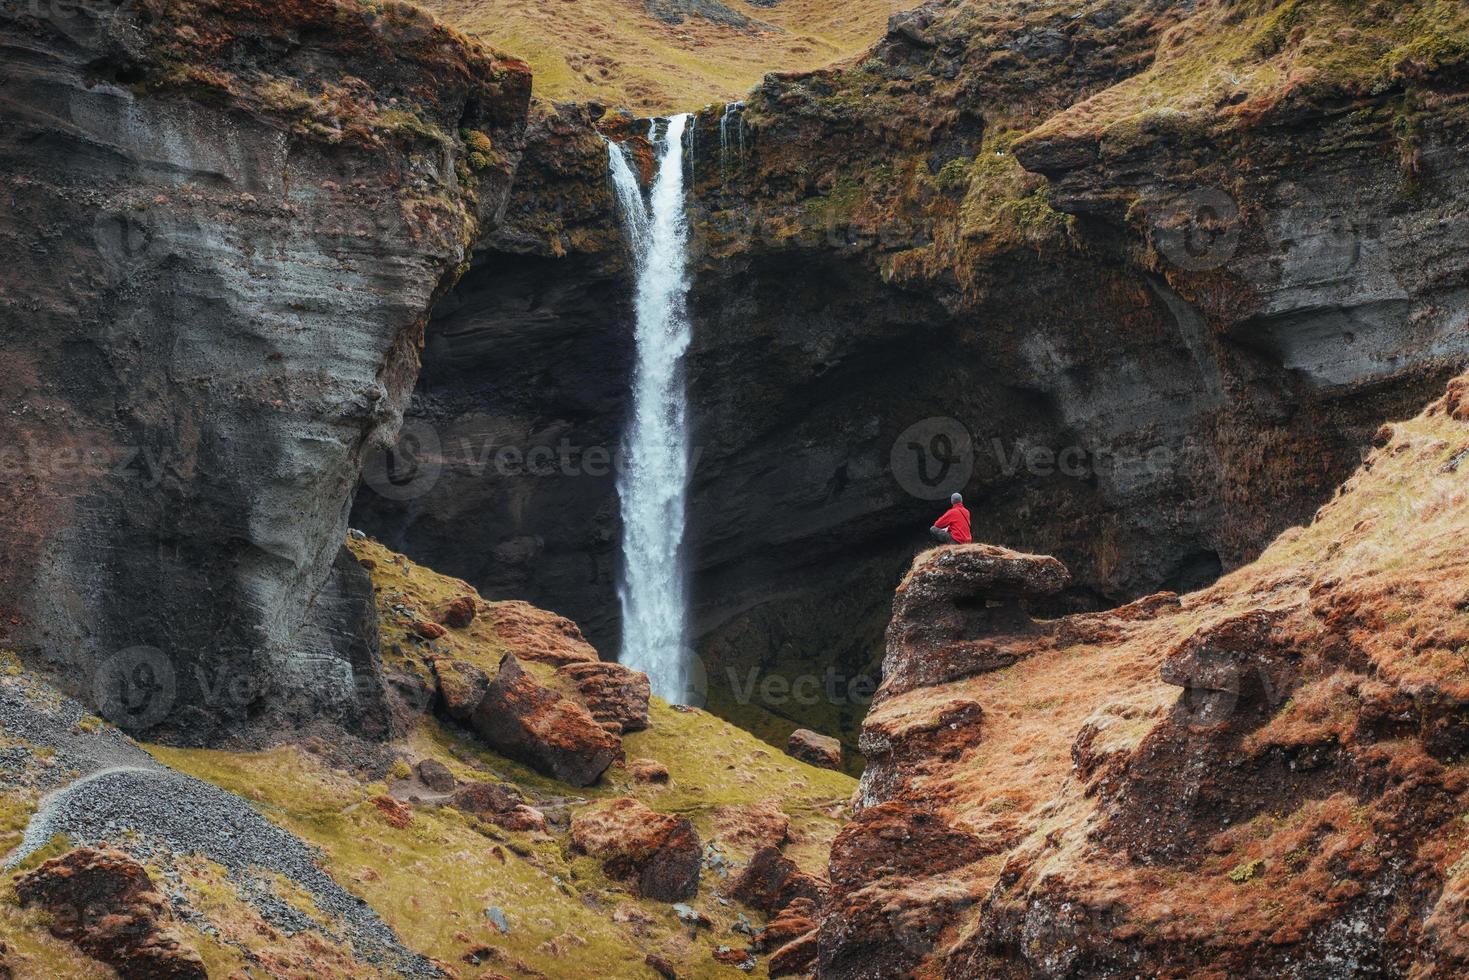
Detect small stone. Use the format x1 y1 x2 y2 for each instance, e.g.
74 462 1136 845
484 906 511 934
415 758 456 793
414 619 447 640
626 758 670 783
439 596 477 629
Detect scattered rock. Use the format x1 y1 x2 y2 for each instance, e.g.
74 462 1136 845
726 846 828 915
415 758 456 793
556 661 651 733
672 902 712 928
439 595 478 628
627 758 670 783
15 847 206 979
645 952 679 978
450 780 526 815
432 659 490 722
471 654 621 787
484 906 511 934
413 619 448 640
493 805 549 834
785 728 842 770
571 798 702 901
713 945 756 970
370 795 413 829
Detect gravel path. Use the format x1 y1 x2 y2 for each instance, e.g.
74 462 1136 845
2 675 441 978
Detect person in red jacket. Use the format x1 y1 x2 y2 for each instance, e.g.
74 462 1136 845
930 492 972 545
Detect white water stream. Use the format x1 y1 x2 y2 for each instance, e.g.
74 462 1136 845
607 114 696 702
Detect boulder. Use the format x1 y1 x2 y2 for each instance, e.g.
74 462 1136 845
432 659 490 722
493 805 549 834
414 619 448 640
711 799 790 852
570 798 701 901
451 780 526 815
439 596 478 628
488 602 599 665
727 846 828 915
415 758 456 793
785 729 841 770
883 545 1071 696
556 661 651 733
16 847 206 980
752 898 818 953
471 654 620 787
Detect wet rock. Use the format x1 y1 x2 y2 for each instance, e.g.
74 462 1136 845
726 846 828 915
16 847 206 979
415 758 456 794
571 798 702 901
472 655 620 786
785 728 842 770
439 596 478 629
556 661 651 733
432 659 490 723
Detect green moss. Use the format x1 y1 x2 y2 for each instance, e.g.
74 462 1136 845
1228 858 1266 883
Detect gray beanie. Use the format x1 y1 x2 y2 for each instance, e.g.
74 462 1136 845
951 492 963 504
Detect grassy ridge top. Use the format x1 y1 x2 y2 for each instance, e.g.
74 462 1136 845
421 0 910 112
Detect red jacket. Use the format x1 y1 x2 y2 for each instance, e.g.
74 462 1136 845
934 504 972 544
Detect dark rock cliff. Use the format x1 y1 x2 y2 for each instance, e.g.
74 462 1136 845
356 0 1469 757
0 0 530 740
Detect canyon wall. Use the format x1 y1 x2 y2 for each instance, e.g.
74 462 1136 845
0 0 530 740
356 0 1469 752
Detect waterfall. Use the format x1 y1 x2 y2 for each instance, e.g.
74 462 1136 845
606 114 695 703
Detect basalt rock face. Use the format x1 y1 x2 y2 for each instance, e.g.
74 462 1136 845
0 0 529 740
357 0 1469 755
816 375 1469 976
352 101 632 651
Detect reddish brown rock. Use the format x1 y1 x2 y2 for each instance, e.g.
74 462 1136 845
432 658 490 722
627 758 671 783
768 930 819 977
711 799 790 852
370 795 413 829
488 601 599 665
785 728 841 770
471 654 621 787
556 661 651 733
883 544 1071 697
414 619 448 640
752 898 818 953
450 780 526 815
439 595 478 629
713 946 755 969
15 847 206 980
415 758 456 793
645 953 679 979
727 846 828 915
570 798 701 901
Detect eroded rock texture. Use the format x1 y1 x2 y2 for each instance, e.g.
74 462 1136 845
0 0 530 740
818 374 1469 976
355 0 1469 753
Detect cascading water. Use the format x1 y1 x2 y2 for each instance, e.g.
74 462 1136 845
606 114 696 703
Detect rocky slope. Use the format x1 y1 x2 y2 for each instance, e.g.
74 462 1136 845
355 0 1469 757
0 0 530 741
819 371 1469 977
1 539 853 978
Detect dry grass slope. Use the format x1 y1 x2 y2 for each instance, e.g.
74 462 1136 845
421 0 910 112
